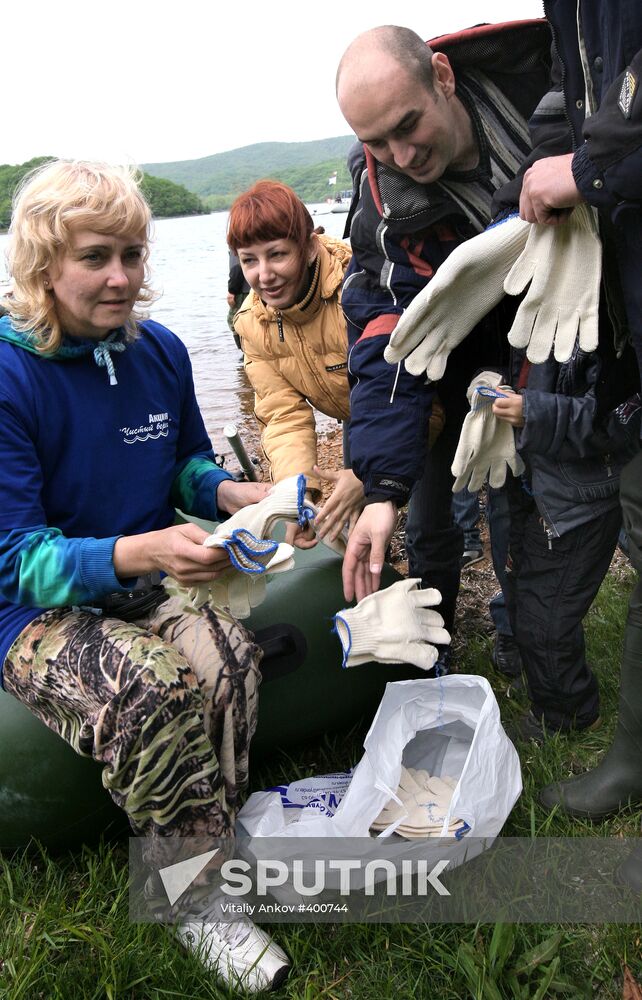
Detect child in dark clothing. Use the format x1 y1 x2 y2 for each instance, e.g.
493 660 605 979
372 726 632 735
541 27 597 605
493 336 640 738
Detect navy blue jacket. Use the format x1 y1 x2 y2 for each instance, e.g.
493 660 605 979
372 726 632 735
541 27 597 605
489 1 642 534
341 20 552 504
513 335 640 537
495 1 642 378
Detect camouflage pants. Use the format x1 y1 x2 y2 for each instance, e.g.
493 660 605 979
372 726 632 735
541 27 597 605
3 580 262 844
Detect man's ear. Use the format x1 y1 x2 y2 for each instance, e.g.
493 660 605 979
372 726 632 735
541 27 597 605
431 52 456 99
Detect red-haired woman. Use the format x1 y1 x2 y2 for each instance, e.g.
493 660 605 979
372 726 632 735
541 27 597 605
227 180 363 548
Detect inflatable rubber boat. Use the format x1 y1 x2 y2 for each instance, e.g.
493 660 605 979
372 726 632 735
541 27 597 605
0 541 418 850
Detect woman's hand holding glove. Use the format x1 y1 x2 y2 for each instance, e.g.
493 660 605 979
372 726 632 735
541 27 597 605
191 539 295 619
214 474 315 540
312 466 365 543
189 478 310 618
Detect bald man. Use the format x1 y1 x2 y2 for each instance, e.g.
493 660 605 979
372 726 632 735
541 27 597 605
336 23 551 649
337 28 479 185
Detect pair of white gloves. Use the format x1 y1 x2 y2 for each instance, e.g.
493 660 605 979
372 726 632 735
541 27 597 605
370 766 462 838
334 578 450 672
190 475 313 618
384 204 602 380
451 370 525 493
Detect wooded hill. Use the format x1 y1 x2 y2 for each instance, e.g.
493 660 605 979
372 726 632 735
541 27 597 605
142 135 356 210
0 158 207 230
0 136 358 228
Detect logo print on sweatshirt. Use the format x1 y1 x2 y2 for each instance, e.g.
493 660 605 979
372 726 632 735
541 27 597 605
618 69 638 119
120 411 170 444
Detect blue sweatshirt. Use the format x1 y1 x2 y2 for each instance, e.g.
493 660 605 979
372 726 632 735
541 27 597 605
0 315 233 681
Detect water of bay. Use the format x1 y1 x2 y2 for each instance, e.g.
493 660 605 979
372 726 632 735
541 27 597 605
0 204 349 462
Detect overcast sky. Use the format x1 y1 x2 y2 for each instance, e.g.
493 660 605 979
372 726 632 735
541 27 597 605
5 0 544 167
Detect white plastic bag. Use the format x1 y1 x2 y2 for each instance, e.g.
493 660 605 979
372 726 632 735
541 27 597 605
238 675 521 839
239 771 354 836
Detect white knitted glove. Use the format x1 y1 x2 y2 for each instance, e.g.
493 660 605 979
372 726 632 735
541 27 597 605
371 767 461 835
212 474 315 541
451 372 525 492
384 215 531 380
210 475 346 556
264 542 296 574
504 203 602 364
204 528 279 573
190 542 295 619
333 578 450 671
210 573 267 620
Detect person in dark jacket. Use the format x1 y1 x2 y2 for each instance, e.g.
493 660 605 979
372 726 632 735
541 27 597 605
226 250 250 350
335 21 552 632
492 333 639 740
502 1 642 845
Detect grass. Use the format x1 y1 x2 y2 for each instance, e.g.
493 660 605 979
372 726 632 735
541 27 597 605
1 564 641 1000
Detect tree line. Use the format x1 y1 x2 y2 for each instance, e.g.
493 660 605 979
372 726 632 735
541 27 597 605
203 159 354 212
0 158 207 231
142 136 356 211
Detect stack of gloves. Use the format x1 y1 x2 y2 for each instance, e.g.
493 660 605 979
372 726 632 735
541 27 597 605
451 370 525 492
195 534 295 619
383 205 602 379
333 578 450 672
190 474 313 618
370 766 463 838
213 474 316 541
205 528 280 575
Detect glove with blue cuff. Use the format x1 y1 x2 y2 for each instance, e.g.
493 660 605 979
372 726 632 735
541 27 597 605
333 578 450 671
451 371 525 492
205 527 278 573
190 540 295 619
212 474 315 541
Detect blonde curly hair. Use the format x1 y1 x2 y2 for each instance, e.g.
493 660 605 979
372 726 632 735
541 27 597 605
4 159 156 353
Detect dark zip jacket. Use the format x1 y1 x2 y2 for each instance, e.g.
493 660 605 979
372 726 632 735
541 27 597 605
341 19 552 504
512 334 640 538
494 0 642 380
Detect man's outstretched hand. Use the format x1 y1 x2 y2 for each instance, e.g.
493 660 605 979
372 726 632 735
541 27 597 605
341 501 397 602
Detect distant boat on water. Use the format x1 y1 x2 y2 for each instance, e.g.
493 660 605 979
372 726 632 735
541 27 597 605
329 189 352 214
326 170 352 213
